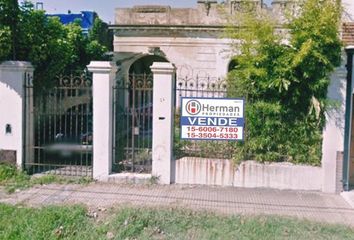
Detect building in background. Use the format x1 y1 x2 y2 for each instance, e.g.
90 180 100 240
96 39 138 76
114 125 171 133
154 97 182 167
20 1 98 35
47 11 97 35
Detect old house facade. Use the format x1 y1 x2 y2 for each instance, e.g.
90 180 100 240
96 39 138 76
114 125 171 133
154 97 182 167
111 0 296 79
110 0 353 192
1 0 353 193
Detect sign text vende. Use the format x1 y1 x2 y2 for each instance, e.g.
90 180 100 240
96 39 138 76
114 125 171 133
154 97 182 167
180 98 245 141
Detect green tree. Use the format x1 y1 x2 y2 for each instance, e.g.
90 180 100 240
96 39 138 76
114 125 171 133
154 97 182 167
89 17 113 52
0 26 11 61
0 0 20 59
16 6 73 89
227 0 342 165
64 19 109 72
0 1 110 89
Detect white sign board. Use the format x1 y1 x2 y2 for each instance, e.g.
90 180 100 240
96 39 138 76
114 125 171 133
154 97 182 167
180 97 245 141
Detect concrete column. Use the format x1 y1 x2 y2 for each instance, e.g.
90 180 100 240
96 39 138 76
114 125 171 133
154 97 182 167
87 61 117 180
0 61 34 168
151 62 176 184
322 51 348 193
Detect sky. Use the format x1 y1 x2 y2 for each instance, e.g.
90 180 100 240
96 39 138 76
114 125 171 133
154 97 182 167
24 0 272 24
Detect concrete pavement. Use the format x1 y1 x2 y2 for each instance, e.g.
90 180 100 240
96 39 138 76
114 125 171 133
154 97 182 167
1 183 354 227
342 190 354 208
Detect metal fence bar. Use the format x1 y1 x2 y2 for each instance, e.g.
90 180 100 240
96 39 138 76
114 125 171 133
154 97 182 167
25 74 93 177
113 73 153 173
174 76 234 160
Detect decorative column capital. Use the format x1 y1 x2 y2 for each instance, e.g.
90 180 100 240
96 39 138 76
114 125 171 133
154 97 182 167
87 61 118 74
150 62 176 75
0 61 34 72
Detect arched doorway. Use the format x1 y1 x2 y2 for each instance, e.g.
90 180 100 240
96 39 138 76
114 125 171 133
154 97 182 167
129 55 168 74
228 59 238 73
113 54 169 173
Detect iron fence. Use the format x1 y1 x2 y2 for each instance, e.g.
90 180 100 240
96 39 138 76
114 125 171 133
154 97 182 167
174 76 235 160
25 74 93 176
113 74 153 173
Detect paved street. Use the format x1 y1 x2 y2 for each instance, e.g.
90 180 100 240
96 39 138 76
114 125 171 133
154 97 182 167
1 183 354 227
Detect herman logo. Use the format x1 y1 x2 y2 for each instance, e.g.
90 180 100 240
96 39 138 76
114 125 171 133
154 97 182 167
181 97 245 141
201 104 240 114
186 100 201 115
183 98 243 118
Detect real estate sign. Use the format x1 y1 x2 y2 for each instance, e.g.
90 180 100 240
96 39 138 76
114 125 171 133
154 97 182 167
180 97 245 141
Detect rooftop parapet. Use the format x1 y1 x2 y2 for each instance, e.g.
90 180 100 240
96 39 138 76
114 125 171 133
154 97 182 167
115 0 298 26
115 2 226 26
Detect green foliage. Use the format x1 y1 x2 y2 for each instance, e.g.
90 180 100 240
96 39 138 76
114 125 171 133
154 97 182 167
0 164 92 193
2 204 353 240
0 0 20 60
89 17 113 52
227 0 342 165
0 204 93 240
0 26 12 61
0 0 20 26
0 164 18 181
105 207 354 240
0 164 31 193
148 175 160 185
17 10 73 89
0 2 110 90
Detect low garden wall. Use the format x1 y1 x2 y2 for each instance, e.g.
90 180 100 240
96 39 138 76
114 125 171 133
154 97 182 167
175 157 322 191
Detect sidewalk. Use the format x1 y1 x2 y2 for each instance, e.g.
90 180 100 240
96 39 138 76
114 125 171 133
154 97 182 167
1 183 354 227
342 190 354 208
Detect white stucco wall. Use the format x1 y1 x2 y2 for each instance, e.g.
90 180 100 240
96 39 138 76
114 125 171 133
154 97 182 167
321 53 347 193
0 67 24 163
87 61 117 180
151 62 176 184
114 37 233 79
175 158 323 191
0 61 34 167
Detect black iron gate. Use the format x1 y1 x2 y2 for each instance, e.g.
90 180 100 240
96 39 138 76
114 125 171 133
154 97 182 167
26 74 93 176
113 74 153 173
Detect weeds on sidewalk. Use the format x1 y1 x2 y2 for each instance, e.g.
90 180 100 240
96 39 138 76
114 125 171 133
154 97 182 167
0 164 92 193
0 204 354 240
148 175 160 185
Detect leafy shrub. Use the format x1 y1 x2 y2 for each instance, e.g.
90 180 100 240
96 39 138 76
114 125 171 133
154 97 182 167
0 164 92 193
226 0 342 165
0 164 17 182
